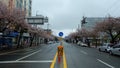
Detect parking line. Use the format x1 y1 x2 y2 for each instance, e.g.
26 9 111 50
16 50 41 61
97 59 115 68
50 52 58 68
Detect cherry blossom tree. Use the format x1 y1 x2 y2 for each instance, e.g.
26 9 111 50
94 17 120 43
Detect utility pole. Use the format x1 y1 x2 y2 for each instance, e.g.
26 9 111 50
47 23 49 30
78 24 80 30
36 10 39 16
47 23 50 34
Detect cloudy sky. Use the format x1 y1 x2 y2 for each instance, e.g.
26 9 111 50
32 0 120 37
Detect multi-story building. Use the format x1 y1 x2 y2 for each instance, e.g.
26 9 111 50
81 17 107 30
0 0 32 16
25 0 32 16
81 17 108 45
16 0 32 16
0 0 15 9
0 0 9 6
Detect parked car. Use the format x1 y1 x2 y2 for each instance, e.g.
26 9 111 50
47 41 53 44
109 43 120 55
98 43 112 52
80 43 88 47
77 41 81 45
77 41 88 47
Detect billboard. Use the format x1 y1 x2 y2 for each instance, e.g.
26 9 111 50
26 16 48 25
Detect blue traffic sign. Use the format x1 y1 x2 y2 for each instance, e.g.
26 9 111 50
59 32 64 37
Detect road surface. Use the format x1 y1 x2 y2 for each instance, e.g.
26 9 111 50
0 42 120 68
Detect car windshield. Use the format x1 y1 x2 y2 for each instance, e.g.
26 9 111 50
102 43 109 46
0 0 120 68
114 43 120 47
113 45 120 48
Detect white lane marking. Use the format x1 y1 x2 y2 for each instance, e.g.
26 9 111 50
97 59 115 68
80 50 88 55
16 50 41 61
21 50 37 55
12 50 35 55
0 49 26 56
0 60 52 63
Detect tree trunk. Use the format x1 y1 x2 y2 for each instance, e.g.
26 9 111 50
17 30 23 48
30 34 35 47
95 38 97 48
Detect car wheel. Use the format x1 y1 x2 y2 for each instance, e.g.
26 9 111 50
109 51 113 55
105 49 107 52
99 48 101 52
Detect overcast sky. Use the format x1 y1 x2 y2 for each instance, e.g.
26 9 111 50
32 0 120 37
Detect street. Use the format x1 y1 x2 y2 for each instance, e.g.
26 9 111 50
0 42 120 68
1 0 120 68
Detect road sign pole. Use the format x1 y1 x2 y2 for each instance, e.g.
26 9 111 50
58 32 64 45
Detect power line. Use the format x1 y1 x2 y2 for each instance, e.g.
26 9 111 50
104 0 120 16
111 2 120 16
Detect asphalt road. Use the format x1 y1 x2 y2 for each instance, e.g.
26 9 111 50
0 42 120 68
64 43 120 68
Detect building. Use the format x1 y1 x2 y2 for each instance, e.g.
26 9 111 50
0 0 32 16
25 0 32 16
0 0 15 9
15 0 32 16
81 17 108 46
81 17 107 30
0 0 13 6
44 29 52 35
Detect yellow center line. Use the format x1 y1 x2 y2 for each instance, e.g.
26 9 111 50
63 51 67 68
50 52 58 68
50 50 67 68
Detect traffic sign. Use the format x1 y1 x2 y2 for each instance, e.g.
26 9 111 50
59 32 63 37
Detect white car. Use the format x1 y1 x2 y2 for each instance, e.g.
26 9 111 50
98 43 112 52
80 43 88 47
47 41 53 44
109 44 120 55
77 41 88 47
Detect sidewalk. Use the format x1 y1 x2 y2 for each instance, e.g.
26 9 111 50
0 44 46 55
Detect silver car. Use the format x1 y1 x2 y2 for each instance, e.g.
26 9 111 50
109 44 120 55
98 43 112 52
